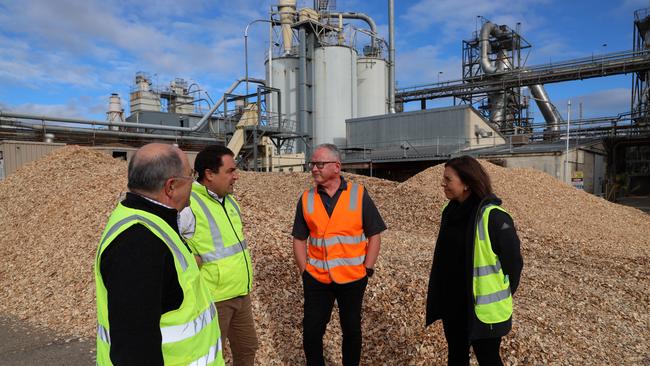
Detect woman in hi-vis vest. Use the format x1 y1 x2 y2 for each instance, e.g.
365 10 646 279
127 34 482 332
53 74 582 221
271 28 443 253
425 156 523 366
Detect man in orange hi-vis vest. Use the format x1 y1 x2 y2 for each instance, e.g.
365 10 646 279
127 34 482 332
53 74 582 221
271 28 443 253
292 143 386 366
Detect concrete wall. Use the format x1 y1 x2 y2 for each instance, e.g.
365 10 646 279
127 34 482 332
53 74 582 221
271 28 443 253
494 148 606 194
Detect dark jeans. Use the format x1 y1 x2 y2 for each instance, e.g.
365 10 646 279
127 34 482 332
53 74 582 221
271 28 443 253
302 271 368 366
442 315 503 366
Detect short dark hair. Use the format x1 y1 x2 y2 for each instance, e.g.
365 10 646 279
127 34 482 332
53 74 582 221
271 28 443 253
195 144 235 181
445 155 493 199
128 149 183 193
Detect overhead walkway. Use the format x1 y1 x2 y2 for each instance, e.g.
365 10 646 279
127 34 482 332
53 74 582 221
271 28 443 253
397 49 650 102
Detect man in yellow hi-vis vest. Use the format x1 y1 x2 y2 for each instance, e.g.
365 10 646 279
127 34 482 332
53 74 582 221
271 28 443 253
180 145 257 366
95 143 223 365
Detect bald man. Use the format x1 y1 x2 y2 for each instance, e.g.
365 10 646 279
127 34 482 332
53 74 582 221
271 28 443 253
95 143 224 365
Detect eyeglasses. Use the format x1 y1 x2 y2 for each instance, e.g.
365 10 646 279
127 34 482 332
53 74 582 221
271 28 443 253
308 161 338 169
171 169 197 181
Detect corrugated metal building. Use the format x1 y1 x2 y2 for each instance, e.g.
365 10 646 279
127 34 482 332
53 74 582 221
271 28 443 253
0 141 199 180
345 105 505 156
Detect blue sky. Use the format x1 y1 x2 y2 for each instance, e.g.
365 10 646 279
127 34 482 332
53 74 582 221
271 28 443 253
0 0 648 122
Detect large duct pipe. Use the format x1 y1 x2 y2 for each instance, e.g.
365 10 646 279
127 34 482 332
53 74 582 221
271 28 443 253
388 0 396 113
326 12 378 36
0 78 265 134
326 12 379 50
529 84 561 132
480 22 506 74
480 22 509 128
480 21 561 132
279 0 296 55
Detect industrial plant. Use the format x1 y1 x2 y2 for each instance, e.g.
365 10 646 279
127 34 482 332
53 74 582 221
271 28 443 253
0 0 649 208
1 2 650 365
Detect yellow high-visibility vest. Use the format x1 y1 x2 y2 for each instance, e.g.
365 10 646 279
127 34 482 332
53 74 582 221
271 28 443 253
95 203 224 366
186 183 253 302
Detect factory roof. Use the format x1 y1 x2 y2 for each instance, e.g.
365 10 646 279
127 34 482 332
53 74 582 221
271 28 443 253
464 137 605 157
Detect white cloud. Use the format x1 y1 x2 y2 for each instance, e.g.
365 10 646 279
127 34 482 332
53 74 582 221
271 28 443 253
401 0 550 39
5 95 108 119
551 88 631 119
396 45 461 87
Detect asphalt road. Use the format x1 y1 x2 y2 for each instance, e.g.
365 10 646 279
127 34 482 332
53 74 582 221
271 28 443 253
0 314 94 365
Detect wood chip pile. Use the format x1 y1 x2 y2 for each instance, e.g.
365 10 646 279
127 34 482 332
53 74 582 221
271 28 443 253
0 146 648 365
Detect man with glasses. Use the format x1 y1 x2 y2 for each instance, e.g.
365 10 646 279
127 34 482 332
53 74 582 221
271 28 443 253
292 143 386 366
180 144 257 366
95 143 223 365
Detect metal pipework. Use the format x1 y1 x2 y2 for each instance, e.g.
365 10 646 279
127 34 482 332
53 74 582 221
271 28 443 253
479 21 561 132
0 78 266 134
325 12 378 43
1 121 218 142
529 84 562 132
480 22 506 74
298 27 308 153
388 0 396 113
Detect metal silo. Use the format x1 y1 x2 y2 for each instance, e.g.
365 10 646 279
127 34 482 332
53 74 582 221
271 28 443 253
313 45 358 147
356 57 387 117
266 56 299 129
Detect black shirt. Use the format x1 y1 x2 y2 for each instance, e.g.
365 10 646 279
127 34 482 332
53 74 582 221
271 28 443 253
291 176 387 240
99 192 186 366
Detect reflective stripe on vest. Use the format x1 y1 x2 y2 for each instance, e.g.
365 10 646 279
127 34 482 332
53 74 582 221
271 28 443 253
97 324 110 344
97 215 188 271
308 255 366 269
476 288 511 305
473 260 502 277
98 324 223 365
191 191 247 263
307 186 360 213
308 233 367 247
189 337 223 366
472 204 513 324
97 304 217 344
160 303 218 344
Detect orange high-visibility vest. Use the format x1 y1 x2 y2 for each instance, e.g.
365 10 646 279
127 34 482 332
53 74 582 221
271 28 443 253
302 182 368 284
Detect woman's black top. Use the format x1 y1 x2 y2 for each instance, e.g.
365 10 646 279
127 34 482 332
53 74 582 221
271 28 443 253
426 193 523 340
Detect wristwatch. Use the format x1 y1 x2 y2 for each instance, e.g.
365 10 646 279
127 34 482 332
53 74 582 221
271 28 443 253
365 267 374 278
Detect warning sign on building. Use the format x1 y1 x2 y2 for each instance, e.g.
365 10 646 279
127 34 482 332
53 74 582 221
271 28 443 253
571 170 584 190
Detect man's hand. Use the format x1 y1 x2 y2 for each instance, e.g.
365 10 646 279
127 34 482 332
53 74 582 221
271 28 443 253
293 237 308 274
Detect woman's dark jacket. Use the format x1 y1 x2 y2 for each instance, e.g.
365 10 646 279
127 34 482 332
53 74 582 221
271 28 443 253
425 193 523 340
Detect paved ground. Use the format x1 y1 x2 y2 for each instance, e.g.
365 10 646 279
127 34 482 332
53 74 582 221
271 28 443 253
617 195 650 214
0 315 94 365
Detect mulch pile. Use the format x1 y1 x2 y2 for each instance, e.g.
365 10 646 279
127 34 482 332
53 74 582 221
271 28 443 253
0 146 647 365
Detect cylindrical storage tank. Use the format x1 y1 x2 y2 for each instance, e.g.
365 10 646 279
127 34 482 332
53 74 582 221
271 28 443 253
356 57 387 118
313 45 358 147
266 56 299 131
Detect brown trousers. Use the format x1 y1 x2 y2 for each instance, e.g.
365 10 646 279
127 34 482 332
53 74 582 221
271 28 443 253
216 294 258 366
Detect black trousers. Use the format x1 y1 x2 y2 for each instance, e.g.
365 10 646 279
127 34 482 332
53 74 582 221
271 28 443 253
302 272 368 366
442 315 503 366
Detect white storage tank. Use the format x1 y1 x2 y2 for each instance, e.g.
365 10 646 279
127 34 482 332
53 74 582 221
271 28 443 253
313 45 358 147
266 56 299 129
356 57 388 118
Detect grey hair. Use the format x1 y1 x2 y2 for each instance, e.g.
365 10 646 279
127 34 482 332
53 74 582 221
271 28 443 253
127 149 184 193
315 143 341 161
